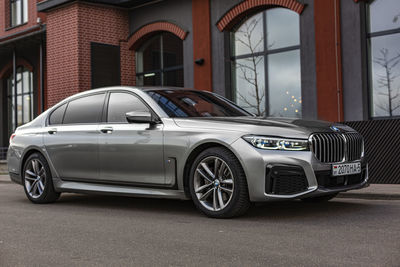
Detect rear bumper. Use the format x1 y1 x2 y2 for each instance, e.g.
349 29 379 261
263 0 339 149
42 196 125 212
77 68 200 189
9 172 22 185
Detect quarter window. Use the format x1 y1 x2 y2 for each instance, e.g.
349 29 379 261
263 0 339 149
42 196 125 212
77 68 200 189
10 0 28 27
63 94 105 124
107 93 149 123
367 0 400 118
49 104 67 125
231 8 301 117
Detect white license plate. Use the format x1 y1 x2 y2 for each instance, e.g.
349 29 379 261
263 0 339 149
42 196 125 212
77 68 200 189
332 162 361 176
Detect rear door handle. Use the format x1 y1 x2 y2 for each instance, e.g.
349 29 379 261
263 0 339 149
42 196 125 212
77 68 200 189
48 128 57 135
100 127 114 134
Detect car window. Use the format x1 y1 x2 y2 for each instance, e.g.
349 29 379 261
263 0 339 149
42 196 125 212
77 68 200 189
146 90 252 117
49 103 67 125
107 92 149 123
63 94 105 124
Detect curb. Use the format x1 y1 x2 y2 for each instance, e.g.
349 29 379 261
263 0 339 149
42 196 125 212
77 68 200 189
338 193 400 200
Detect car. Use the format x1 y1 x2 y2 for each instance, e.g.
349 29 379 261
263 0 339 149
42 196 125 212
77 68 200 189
7 87 368 218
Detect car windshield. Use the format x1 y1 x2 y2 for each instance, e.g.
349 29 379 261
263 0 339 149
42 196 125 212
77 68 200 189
146 89 252 117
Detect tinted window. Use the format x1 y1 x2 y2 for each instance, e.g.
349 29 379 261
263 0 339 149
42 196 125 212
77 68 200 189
146 90 251 117
107 93 149 123
49 103 67 125
63 94 105 124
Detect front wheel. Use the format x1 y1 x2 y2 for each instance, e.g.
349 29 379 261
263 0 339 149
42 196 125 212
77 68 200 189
23 153 60 204
189 147 250 218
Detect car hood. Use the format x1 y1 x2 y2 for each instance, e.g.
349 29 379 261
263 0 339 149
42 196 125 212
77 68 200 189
173 116 355 139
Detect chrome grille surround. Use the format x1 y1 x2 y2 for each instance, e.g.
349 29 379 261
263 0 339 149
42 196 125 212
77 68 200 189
310 132 364 163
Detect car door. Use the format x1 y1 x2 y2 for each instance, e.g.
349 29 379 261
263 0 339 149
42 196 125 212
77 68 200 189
43 93 105 181
98 91 165 185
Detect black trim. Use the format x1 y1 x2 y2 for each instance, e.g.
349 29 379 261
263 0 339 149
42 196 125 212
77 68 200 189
230 45 301 60
367 28 400 38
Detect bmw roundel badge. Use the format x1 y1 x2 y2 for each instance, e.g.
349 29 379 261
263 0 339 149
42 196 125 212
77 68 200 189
330 126 340 132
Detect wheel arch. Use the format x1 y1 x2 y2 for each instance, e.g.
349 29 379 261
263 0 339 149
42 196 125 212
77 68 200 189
182 141 246 198
19 147 47 176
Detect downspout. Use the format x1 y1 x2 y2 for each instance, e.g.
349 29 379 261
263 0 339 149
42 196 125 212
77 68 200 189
40 37 44 113
13 47 17 131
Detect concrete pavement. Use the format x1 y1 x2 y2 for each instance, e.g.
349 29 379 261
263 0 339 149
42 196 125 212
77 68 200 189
2 174 400 200
0 181 399 266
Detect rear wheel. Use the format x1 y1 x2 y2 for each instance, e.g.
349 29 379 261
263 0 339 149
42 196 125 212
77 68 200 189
189 147 250 218
301 193 338 203
23 153 60 204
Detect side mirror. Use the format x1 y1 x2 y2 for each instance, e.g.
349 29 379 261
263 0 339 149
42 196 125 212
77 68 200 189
125 111 153 124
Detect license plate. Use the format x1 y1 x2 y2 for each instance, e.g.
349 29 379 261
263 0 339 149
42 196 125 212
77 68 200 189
332 162 361 176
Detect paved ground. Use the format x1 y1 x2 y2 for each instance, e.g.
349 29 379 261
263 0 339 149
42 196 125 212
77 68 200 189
0 181 399 266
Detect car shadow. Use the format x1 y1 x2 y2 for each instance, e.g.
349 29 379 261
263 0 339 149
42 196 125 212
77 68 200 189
54 193 373 220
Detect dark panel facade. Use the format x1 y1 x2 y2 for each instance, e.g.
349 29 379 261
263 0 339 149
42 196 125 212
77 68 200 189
345 119 400 184
91 43 121 88
341 0 369 121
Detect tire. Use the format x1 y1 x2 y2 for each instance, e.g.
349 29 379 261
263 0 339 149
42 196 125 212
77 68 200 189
301 193 338 203
189 147 250 218
22 153 60 204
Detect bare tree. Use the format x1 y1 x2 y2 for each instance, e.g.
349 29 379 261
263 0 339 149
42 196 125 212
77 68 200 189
373 48 400 116
234 15 266 116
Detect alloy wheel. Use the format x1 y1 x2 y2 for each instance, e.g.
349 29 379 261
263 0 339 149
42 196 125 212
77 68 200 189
24 159 46 199
193 156 234 211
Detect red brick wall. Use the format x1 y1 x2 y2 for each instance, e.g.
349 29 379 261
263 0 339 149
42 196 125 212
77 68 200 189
46 2 134 107
46 4 80 107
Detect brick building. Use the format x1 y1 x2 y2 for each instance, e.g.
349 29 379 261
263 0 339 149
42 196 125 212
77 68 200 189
0 0 399 183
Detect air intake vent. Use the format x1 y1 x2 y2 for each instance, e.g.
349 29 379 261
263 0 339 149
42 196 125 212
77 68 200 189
311 132 363 163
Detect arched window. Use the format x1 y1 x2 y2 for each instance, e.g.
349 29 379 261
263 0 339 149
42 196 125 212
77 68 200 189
136 32 184 87
367 0 400 118
231 8 301 117
7 66 33 132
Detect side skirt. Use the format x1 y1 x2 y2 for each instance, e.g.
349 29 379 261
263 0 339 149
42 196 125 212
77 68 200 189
55 180 190 200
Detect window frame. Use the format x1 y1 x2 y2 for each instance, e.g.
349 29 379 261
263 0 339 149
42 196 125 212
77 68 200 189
230 8 301 117
47 92 107 126
135 33 184 87
7 66 34 131
105 91 151 124
9 0 28 28
102 90 160 125
366 1 400 119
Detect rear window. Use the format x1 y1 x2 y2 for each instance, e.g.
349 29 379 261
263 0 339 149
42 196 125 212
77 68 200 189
49 103 67 125
63 94 105 124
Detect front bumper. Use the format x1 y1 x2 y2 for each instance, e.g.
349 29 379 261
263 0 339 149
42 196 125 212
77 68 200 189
230 138 368 202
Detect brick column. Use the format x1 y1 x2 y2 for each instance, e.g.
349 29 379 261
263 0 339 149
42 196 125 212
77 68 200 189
314 0 344 122
192 0 212 91
45 3 134 107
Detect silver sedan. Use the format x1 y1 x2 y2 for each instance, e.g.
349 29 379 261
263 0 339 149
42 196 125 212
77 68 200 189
7 87 368 218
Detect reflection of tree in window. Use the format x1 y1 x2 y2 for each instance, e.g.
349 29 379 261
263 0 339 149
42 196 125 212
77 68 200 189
136 32 184 87
231 8 301 118
368 0 400 118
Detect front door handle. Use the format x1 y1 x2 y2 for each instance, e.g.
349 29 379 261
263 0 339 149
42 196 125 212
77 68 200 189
48 128 57 135
100 127 114 134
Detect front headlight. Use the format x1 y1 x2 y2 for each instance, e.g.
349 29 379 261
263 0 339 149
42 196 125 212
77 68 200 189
242 135 309 151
